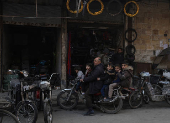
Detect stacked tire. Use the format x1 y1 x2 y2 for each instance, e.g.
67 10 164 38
125 28 137 62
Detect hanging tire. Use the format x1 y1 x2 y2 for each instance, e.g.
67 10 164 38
126 54 135 62
106 0 123 16
15 101 38 123
129 91 142 109
57 91 79 110
102 97 123 114
125 28 137 42
126 45 136 55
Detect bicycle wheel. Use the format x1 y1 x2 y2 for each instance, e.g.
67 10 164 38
129 91 142 109
0 109 20 123
152 84 162 95
44 99 53 123
15 101 38 123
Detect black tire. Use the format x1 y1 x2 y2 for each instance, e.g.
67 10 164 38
129 91 142 109
0 109 20 123
125 28 137 42
143 94 150 104
126 54 135 62
126 45 136 55
166 95 170 105
152 84 162 95
102 97 123 114
106 0 123 16
44 99 53 123
57 91 78 110
15 101 38 123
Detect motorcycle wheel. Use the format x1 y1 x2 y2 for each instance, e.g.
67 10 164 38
129 91 142 109
152 84 162 95
101 97 123 114
57 91 78 110
44 99 53 123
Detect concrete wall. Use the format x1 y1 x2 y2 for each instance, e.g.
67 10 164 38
55 28 62 75
133 0 170 63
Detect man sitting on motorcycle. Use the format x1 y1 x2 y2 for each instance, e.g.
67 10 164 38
106 61 133 101
80 57 105 116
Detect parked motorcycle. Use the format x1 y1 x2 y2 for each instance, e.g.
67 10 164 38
132 71 170 108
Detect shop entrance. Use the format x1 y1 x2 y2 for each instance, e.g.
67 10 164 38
2 25 59 90
67 23 124 77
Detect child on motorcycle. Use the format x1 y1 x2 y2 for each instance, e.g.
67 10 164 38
106 61 133 101
106 64 121 101
81 63 92 95
97 63 115 101
75 66 85 92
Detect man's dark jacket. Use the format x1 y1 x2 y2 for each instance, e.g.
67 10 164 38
83 63 104 94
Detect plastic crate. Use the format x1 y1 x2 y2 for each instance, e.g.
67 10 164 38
3 74 19 81
3 80 10 84
151 95 165 101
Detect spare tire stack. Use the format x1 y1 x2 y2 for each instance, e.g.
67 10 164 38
125 28 137 63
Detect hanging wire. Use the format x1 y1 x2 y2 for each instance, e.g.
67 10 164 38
36 0 38 17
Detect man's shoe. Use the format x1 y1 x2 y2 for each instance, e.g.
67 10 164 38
84 110 94 116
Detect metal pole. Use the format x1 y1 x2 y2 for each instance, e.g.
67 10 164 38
0 0 3 91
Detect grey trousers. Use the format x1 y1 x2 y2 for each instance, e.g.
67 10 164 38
108 83 118 98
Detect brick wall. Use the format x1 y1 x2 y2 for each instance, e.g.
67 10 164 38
133 0 170 63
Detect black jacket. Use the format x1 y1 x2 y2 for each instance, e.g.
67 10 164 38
83 63 105 94
110 52 124 65
99 69 115 85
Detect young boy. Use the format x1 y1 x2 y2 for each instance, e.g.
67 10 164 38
107 61 133 101
97 63 115 101
81 63 92 95
106 64 121 101
74 66 84 92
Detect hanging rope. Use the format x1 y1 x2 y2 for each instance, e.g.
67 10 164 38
36 0 38 17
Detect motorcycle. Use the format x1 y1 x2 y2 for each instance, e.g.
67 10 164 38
133 71 170 107
57 79 139 114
